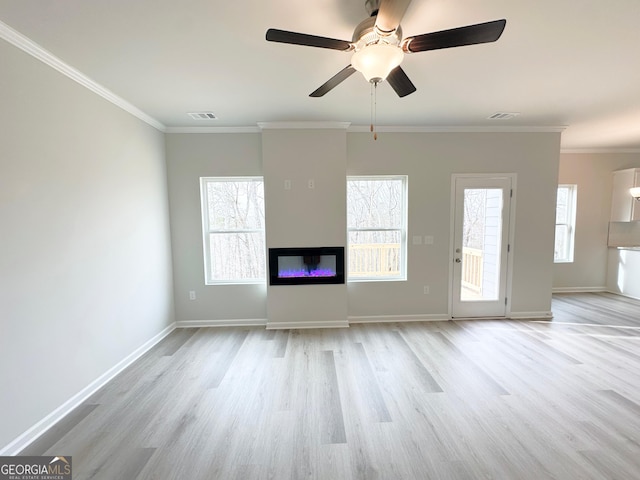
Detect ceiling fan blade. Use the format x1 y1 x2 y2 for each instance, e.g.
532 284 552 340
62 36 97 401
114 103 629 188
375 0 413 34
309 65 357 97
386 66 416 97
403 19 506 53
266 29 352 51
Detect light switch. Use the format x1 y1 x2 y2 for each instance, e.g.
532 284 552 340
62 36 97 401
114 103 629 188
424 235 434 245
412 235 423 245
284 179 291 190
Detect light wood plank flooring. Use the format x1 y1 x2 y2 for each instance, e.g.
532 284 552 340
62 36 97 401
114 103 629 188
22 292 640 479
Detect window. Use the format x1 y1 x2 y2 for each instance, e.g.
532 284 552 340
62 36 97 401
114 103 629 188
200 177 266 284
555 184 577 263
347 176 407 280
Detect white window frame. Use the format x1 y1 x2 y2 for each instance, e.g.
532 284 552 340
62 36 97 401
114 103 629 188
347 175 408 282
554 184 577 263
200 176 266 284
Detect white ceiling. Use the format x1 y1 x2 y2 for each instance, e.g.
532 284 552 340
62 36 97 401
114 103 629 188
2 0 640 150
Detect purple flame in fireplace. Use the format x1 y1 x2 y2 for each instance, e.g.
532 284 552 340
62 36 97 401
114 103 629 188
278 268 336 278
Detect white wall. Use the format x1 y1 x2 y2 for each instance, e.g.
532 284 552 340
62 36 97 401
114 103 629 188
554 153 640 294
0 39 174 450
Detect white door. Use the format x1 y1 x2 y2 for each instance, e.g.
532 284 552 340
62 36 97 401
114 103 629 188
451 176 513 318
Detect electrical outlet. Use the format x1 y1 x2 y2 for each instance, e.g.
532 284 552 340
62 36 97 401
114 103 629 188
189 291 196 300
308 179 315 189
423 286 430 295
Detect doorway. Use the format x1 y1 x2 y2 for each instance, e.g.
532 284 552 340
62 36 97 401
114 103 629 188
450 175 514 318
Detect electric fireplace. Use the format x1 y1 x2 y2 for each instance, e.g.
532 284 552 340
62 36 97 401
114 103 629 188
268 247 345 285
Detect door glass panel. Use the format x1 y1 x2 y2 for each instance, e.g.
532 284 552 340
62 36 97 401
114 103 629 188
460 188 503 301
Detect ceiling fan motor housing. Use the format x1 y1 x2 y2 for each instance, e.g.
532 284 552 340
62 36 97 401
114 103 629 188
352 16 403 46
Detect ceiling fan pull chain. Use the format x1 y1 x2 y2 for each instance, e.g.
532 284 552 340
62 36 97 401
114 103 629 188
370 81 378 141
374 81 378 140
370 81 374 135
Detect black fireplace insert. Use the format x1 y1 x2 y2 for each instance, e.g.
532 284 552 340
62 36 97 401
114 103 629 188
268 247 345 285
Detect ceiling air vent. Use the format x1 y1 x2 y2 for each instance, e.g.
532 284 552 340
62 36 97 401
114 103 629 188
488 112 520 120
188 112 218 120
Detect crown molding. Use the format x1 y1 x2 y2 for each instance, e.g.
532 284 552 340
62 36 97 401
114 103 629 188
347 125 567 133
166 124 570 135
560 148 640 154
258 121 351 130
0 20 165 132
165 126 261 134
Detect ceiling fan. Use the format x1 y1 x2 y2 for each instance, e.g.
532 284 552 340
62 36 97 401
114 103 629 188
266 0 506 98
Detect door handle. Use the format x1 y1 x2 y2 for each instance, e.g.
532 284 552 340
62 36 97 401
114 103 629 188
455 258 461 263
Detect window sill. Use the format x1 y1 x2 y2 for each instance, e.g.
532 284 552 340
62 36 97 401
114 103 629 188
348 277 407 283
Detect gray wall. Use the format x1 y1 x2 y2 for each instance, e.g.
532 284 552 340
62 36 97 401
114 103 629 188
555 152 640 297
348 132 561 317
165 133 267 322
0 39 174 449
166 130 561 322
262 127 348 327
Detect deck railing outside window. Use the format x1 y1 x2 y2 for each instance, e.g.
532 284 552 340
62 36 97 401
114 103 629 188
462 247 483 293
349 243 400 277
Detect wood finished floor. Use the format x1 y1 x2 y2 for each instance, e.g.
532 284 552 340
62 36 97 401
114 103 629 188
22 293 640 479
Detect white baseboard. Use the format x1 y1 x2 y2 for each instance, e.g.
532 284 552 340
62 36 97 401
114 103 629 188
266 320 349 330
349 313 449 324
508 311 554 319
552 286 607 293
0 322 176 456
176 318 267 328
605 289 640 301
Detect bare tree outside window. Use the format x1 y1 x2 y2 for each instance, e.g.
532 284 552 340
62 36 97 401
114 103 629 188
463 189 487 250
201 178 266 283
347 176 407 280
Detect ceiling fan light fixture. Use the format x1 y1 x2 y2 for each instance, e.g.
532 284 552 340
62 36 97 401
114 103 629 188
351 43 404 82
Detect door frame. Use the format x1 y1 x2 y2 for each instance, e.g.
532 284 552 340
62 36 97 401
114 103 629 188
448 173 517 319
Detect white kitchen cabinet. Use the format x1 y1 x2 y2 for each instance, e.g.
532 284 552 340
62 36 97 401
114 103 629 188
610 168 640 222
